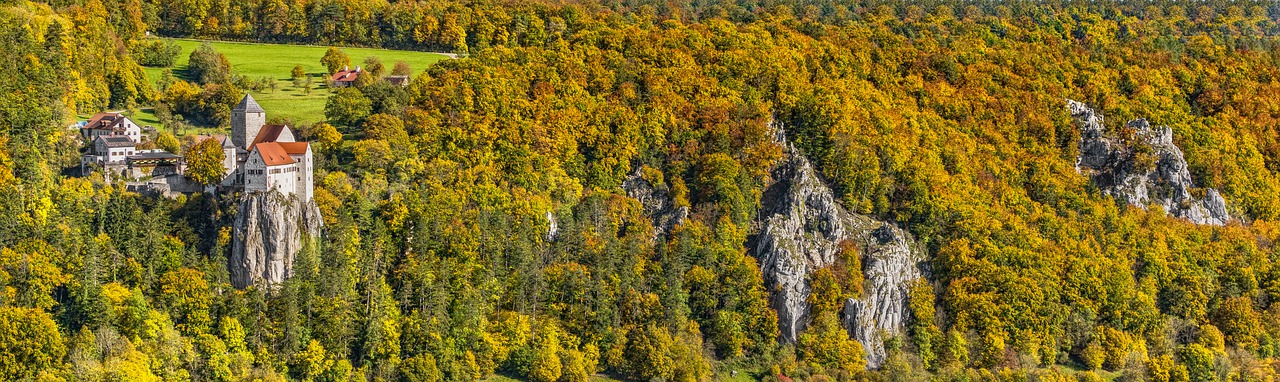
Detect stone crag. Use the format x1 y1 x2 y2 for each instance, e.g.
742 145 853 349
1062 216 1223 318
230 192 323 289
621 118 925 368
747 115 926 366
622 166 689 240
753 143 927 368
1068 100 1230 225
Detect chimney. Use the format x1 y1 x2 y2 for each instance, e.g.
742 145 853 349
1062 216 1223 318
356 66 362 72
344 65 349 71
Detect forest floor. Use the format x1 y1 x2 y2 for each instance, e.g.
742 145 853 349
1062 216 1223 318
134 38 450 130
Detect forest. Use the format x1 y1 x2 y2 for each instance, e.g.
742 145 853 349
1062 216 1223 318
5 0 1280 381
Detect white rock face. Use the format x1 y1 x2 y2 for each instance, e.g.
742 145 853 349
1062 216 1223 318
1067 100 1230 225
546 211 559 242
230 191 324 289
844 223 923 368
755 149 926 368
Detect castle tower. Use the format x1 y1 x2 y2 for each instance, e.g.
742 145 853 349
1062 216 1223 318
231 94 266 150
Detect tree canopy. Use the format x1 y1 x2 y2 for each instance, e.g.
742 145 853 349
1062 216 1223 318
9 0 1280 381
184 138 226 187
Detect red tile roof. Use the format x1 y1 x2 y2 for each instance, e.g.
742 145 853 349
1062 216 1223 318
85 113 128 130
254 142 295 166
252 124 291 144
276 141 310 155
86 112 116 126
331 68 361 83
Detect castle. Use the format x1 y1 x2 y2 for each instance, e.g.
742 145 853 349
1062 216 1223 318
221 94 314 201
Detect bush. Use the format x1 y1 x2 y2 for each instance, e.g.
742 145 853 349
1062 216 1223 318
798 312 867 373
1080 341 1105 371
188 43 231 84
1178 344 1215 382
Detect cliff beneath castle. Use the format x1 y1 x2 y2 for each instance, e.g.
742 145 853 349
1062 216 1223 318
1068 100 1230 225
230 192 323 289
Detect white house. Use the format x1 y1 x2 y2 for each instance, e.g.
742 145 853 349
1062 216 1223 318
81 136 185 180
243 142 298 196
330 66 362 87
277 141 313 200
91 135 137 164
82 113 143 143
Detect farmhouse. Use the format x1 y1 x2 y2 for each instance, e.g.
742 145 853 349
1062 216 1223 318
90 135 137 164
384 75 410 87
81 112 143 143
330 66 362 87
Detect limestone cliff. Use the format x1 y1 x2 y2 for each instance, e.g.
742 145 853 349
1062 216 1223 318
1068 100 1230 225
230 192 323 289
754 146 926 368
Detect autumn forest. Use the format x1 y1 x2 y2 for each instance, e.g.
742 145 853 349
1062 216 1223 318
4 0 1280 382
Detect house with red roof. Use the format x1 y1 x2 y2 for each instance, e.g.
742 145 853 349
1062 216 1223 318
243 142 299 196
330 66 362 87
81 112 143 143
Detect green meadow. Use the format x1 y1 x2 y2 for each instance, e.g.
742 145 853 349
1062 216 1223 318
139 39 449 129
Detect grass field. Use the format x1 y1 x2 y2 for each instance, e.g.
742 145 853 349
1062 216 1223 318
139 38 449 128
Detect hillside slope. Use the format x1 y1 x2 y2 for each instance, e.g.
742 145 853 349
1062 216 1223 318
5 1 1280 382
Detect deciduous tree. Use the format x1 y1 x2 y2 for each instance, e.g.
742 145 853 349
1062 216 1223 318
320 47 350 74
188 42 231 84
0 307 65 380
184 138 227 187
325 87 372 127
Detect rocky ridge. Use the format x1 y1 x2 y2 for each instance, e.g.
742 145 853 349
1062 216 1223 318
752 119 927 368
754 149 926 368
1068 100 1230 225
230 191 324 289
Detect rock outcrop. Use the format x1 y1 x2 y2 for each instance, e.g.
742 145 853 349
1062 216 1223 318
230 191 323 289
622 166 689 240
1068 100 1230 225
754 146 927 368
545 211 559 242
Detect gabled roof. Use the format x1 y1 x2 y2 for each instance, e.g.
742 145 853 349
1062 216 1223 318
233 94 264 113
252 124 292 144
253 142 295 166
86 112 118 127
385 75 410 86
95 135 136 148
84 113 132 131
331 67 361 82
276 141 310 155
